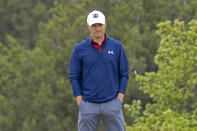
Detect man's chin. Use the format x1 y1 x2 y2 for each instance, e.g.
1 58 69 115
95 34 103 38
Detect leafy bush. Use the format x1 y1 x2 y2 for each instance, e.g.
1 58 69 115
126 20 197 130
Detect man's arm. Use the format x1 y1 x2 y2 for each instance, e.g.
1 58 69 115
118 44 129 102
69 46 82 104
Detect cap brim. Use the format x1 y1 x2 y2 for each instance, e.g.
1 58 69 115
88 19 105 26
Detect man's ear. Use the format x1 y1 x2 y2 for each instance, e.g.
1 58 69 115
86 24 90 29
104 22 107 27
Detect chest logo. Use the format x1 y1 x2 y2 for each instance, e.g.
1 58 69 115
108 50 113 55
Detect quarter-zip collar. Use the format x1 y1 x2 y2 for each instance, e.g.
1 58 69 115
91 34 107 52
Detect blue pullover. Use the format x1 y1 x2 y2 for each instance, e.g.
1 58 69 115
69 36 129 103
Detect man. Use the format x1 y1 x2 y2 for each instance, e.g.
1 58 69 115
69 10 129 131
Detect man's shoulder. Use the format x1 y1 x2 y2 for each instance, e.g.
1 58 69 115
74 38 91 49
107 37 122 47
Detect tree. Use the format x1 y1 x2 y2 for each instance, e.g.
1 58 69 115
0 34 77 130
0 0 53 47
126 19 197 130
2 0 197 130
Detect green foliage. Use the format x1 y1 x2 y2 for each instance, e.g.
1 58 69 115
1 0 197 130
0 0 52 47
137 20 197 112
124 100 142 125
126 19 197 129
0 35 77 130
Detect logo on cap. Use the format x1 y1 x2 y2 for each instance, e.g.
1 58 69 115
93 14 98 18
87 11 105 26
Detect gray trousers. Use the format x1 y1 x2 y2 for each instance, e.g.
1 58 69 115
78 97 125 131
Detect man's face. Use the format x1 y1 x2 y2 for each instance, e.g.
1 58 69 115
87 23 106 39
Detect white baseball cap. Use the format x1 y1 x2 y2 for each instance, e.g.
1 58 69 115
87 10 105 26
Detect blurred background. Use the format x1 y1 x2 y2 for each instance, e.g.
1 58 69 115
0 0 197 130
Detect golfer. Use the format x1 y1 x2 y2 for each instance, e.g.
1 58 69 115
69 10 129 131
